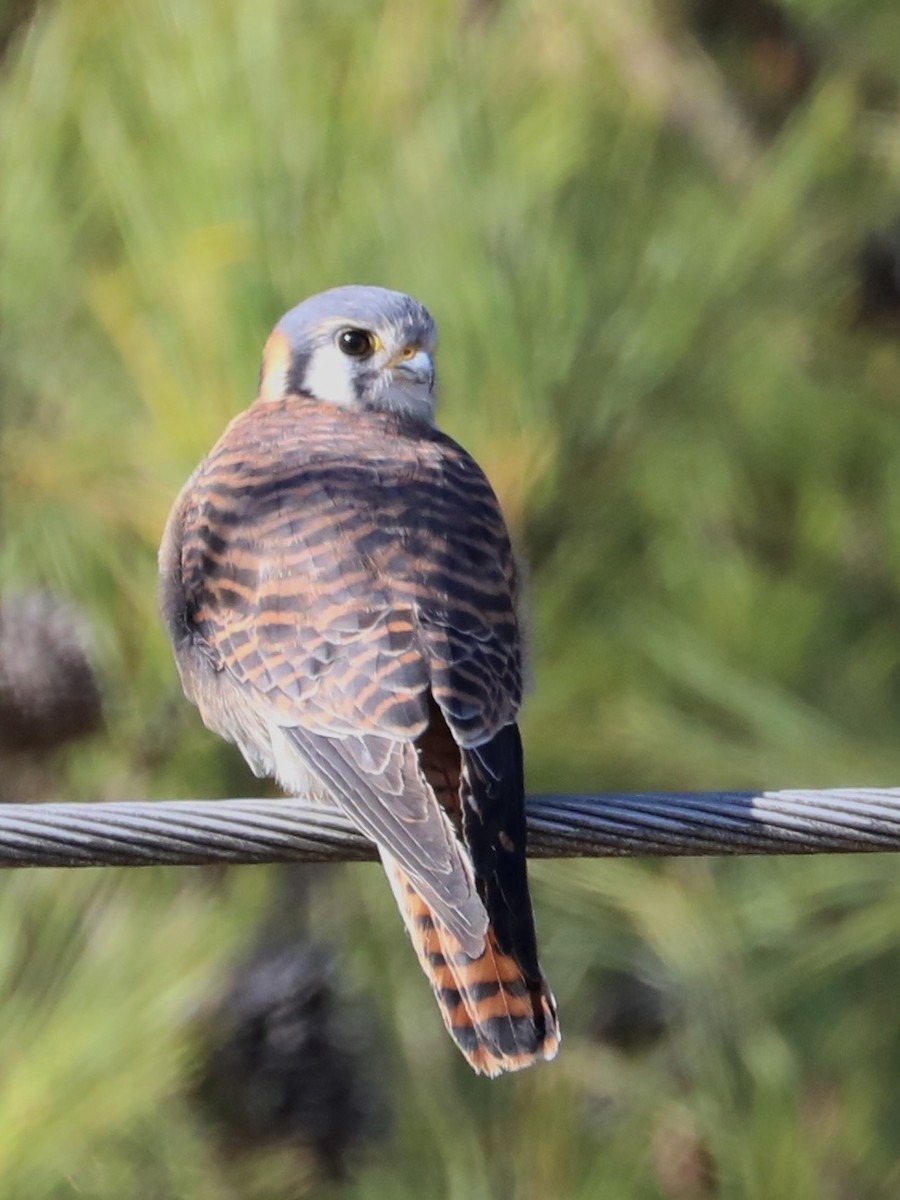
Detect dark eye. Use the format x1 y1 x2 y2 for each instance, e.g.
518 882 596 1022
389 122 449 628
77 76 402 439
337 327 375 358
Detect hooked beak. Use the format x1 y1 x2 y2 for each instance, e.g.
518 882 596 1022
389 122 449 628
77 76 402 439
391 348 434 389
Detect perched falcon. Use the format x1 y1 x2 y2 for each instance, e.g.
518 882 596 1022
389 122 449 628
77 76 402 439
159 285 559 1076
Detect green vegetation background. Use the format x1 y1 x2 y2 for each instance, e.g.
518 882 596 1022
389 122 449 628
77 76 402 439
3 0 900 1195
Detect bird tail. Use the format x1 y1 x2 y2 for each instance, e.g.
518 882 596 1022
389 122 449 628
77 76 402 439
381 853 560 1077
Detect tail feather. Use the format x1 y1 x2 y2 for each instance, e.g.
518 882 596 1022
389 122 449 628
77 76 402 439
382 852 560 1076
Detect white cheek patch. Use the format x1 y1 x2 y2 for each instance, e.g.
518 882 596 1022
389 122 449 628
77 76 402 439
303 344 359 408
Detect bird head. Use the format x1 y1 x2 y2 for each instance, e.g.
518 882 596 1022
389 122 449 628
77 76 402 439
258 285 437 422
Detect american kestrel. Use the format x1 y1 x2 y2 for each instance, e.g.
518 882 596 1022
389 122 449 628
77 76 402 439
159 285 559 1076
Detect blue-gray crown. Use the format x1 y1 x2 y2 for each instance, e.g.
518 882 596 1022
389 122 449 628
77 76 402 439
275 285 435 350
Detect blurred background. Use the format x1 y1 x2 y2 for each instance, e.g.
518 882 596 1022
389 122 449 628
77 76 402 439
2 0 900 1195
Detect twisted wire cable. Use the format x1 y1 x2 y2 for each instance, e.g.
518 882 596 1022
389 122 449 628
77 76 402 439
0 789 897 868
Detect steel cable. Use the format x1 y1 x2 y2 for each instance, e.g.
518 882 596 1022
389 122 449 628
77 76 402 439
0 788 897 868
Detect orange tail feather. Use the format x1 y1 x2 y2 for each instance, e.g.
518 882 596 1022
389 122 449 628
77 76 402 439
383 855 560 1076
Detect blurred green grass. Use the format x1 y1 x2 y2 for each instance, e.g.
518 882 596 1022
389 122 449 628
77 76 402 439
3 0 900 1195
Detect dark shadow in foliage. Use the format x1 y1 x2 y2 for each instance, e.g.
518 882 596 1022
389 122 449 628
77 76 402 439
194 939 390 1183
856 219 900 331
688 0 820 132
0 590 103 757
0 0 38 64
590 968 679 1055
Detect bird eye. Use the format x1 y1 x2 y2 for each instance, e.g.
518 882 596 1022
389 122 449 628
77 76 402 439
337 328 376 358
